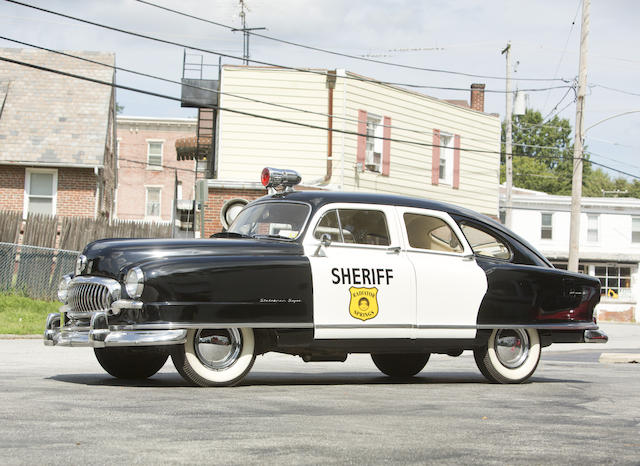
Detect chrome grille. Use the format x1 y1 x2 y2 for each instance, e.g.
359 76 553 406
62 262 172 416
66 277 121 314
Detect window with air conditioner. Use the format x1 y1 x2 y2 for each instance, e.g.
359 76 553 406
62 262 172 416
439 133 454 185
365 114 383 173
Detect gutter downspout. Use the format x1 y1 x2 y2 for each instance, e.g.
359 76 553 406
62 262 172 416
322 70 337 185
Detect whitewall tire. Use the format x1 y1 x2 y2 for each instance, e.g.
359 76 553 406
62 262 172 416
474 328 541 384
172 328 256 387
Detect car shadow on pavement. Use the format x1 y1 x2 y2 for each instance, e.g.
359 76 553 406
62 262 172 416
46 371 588 387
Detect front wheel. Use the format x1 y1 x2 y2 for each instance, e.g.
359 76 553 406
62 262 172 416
474 328 541 384
371 353 430 377
171 328 256 387
94 347 169 379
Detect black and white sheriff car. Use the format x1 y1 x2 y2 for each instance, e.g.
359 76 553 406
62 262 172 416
45 168 607 386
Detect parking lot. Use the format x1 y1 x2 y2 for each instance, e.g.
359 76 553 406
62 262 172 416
1 324 639 465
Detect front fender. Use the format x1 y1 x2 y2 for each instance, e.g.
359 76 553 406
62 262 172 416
133 255 313 326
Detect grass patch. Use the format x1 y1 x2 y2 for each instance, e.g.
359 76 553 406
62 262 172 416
0 292 59 335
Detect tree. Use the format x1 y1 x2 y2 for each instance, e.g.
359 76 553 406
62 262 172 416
501 109 594 195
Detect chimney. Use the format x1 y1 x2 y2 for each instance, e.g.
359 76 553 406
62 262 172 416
470 83 485 112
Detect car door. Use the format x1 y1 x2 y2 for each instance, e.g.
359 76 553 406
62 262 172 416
398 207 487 339
304 204 416 339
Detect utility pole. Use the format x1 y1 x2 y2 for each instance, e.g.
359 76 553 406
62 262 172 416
232 1 265 65
502 42 513 228
568 0 590 272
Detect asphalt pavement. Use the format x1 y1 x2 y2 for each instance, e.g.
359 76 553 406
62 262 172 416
0 323 638 465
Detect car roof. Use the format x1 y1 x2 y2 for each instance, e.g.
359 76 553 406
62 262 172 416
252 189 551 266
258 189 498 225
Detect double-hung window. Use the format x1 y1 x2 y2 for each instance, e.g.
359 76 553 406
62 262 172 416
632 217 640 243
147 141 163 169
365 114 383 173
438 133 454 185
587 214 599 242
24 168 57 216
145 187 161 219
541 213 553 240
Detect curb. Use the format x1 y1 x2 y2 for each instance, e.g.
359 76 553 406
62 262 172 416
0 334 41 340
599 353 640 364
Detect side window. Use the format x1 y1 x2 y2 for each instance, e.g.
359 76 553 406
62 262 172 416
404 213 463 253
460 223 511 260
313 209 390 246
314 210 343 242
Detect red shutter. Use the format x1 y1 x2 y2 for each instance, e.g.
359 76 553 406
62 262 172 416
382 116 391 176
453 134 461 189
432 129 440 185
357 110 367 170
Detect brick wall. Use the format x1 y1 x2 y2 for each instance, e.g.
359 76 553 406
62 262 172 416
0 165 25 211
203 187 266 237
117 118 196 221
0 165 96 217
57 168 96 217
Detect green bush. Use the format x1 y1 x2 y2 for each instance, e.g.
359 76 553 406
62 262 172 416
0 292 60 335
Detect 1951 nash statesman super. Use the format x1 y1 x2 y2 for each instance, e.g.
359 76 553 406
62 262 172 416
45 168 607 386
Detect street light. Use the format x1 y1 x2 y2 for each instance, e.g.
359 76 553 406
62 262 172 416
585 110 640 133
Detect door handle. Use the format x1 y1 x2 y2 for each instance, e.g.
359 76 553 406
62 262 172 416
387 246 401 254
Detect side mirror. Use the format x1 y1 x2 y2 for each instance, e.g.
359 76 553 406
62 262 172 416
314 233 332 257
320 233 332 247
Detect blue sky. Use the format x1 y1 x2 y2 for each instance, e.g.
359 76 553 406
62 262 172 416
1 0 639 180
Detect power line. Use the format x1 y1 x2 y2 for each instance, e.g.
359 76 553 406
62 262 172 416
0 35 512 149
4 53 638 182
590 84 640 97
135 0 569 83
6 35 584 152
0 54 503 156
540 0 582 115
3 0 574 95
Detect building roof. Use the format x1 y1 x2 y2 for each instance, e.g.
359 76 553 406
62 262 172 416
0 48 115 168
499 184 640 214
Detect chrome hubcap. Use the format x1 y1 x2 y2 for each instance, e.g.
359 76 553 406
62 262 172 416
494 329 529 369
194 329 242 371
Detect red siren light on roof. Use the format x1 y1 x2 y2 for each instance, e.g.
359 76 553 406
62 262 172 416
261 167 301 190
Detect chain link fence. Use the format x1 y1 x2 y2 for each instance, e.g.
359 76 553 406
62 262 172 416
0 242 79 301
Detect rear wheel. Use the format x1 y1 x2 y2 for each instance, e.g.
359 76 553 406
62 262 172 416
94 347 168 379
371 353 430 377
171 328 256 387
474 328 541 384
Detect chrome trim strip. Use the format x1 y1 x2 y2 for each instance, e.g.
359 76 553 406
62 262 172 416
476 323 598 330
111 299 143 314
110 322 314 331
315 323 599 331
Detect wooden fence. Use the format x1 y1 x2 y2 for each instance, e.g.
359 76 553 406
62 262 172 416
0 211 174 300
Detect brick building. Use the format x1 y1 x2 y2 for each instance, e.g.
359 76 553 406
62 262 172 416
0 48 116 218
116 116 197 224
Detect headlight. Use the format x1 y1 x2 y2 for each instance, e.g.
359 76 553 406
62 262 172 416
125 267 144 299
57 275 72 303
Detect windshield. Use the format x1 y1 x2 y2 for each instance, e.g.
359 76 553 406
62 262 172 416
227 202 310 240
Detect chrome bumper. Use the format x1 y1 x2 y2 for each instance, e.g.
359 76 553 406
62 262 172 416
584 328 608 343
44 311 187 348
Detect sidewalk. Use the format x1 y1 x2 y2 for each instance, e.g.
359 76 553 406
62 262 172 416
545 322 640 364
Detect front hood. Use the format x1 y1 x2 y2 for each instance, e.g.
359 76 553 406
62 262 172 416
80 238 304 278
